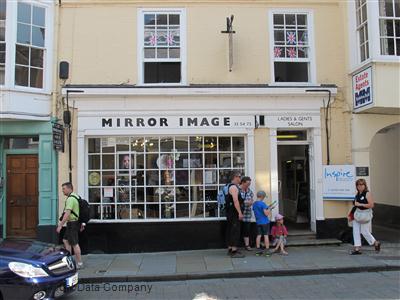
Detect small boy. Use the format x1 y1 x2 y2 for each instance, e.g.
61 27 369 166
252 191 272 256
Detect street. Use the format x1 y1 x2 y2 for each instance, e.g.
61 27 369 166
62 271 400 300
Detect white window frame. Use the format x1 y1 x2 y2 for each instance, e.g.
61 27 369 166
2 0 53 94
348 1 400 72
268 9 316 86
377 0 400 57
355 0 370 62
137 8 187 86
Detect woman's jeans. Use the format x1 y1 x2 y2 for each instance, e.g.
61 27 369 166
352 220 376 247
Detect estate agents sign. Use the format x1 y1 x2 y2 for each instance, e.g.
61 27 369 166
353 67 373 110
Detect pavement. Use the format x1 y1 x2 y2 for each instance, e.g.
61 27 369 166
78 242 400 283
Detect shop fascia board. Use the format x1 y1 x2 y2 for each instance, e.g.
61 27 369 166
61 86 337 97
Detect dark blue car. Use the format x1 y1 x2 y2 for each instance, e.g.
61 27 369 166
0 239 78 300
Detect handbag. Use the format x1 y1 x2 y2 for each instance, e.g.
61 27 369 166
354 208 373 224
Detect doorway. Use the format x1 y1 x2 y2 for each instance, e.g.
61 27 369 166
278 145 310 229
6 155 38 238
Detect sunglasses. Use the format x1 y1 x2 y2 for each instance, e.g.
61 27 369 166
356 183 365 186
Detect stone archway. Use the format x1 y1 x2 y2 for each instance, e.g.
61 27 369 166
369 122 400 228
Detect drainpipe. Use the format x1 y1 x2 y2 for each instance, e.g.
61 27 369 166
306 89 332 165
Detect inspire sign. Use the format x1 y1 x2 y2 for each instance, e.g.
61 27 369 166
323 165 355 200
353 67 373 110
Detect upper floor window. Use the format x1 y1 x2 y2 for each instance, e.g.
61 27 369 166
140 10 184 84
379 0 400 56
15 2 45 89
356 0 369 61
0 0 6 84
272 12 313 83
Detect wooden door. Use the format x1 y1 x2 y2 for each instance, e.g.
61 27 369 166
6 155 38 238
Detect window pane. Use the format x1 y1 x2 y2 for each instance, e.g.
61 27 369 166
31 48 43 67
380 19 394 36
144 62 181 83
190 186 202 201
0 0 6 22
190 202 204 218
233 153 245 168
285 14 296 26
218 137 231 151
17 23 31 44
146 204 159 219
0 27 5 42
190 170 203 185
169 48 180 58
205 202 218 217
32 26 45 47
29 68 43 88
88 138 101 153
175 136 188 151
102 154 115 169
176 170 189 185
381 37 395 55
16 45 29 65
131 137 145 152
297 14 307 26
190 136 203 151
205 153 217 168
274 30 285 43
33 6 45 27
189 153 203 168
156 14 167 25
396 38 400 55
274 62 309 82
156 48 168 58
88 155 100 169
219 153 232 168
89 188 101 203
273 14 284 25
144 14 155 25
396 1 400 17
169 14 179 25
15 65 29 86
144 48 155 58
161 203 175 218
160 137 174 152
232 137 245 151
176 203 189 218
395 20 400 37
176 187 189 202
18 2 31 24
379 0 394 16
157 28 168 46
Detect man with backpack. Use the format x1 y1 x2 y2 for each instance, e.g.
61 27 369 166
56 182 85 269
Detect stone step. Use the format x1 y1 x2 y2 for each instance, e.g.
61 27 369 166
286 237 342 247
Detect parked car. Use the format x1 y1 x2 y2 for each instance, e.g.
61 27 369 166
0 239 78 300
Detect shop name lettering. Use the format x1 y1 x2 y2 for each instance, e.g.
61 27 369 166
101 117 233 128
324 169 353 181
277 116 313 127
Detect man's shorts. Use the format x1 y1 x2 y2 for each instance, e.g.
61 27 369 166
64 221 80 246
256 223 270 236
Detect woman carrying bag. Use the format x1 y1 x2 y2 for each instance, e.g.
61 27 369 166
349 179 381 255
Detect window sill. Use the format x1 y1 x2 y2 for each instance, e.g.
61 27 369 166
1 85 51 95
269 82 317 87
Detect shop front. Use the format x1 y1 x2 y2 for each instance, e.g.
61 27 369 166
65 86 336 253
77 114 255 252
0 121 58 243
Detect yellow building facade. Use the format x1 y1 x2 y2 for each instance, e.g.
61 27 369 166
56 0 356 252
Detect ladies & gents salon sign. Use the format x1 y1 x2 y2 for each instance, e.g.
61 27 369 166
323 165 355 200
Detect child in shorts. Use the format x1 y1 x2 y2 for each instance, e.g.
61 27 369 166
271 214 288 255
252 191 272 256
